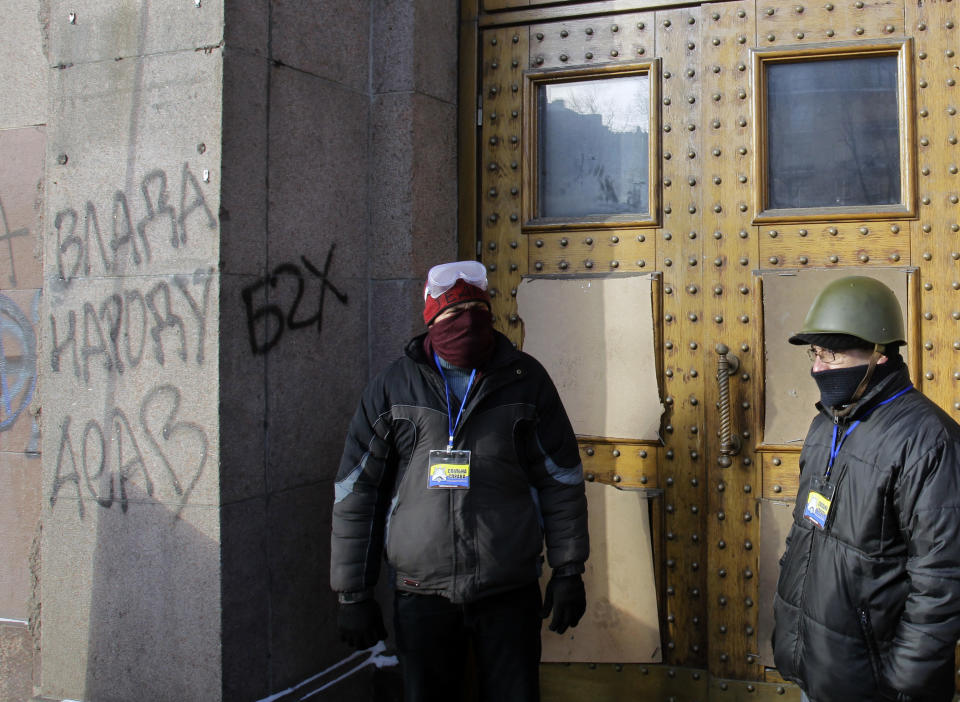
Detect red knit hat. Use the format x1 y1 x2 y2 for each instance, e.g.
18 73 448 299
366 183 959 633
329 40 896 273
423 279 492 325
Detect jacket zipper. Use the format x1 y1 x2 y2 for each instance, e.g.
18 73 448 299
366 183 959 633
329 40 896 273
790 415 841 676
424 358 526 596
792 528 816 677
792 411 834 679
857 607 883 688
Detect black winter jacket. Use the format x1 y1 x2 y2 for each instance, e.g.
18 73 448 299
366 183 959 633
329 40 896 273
330 331 589 604
773 365 960 702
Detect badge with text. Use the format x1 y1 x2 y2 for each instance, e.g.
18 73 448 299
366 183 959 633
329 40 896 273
428 449 471 489
803 476 836 529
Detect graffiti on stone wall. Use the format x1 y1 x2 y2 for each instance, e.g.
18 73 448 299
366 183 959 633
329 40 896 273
0 196 31 287
52 163 216 286
47 162 216 518
241 243 348 355
0 292 39 452
47 271 212 518
49 383 207 518
49 273 211 382
0 188 40 453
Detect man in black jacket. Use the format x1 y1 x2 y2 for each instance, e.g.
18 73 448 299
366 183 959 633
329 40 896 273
773 276 960 702
331 260 589 702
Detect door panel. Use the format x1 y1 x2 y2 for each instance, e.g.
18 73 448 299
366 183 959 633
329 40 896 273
758 268 914 448
480 25 529 349
906 0 960 416
699 1 759 677
655 3 711 671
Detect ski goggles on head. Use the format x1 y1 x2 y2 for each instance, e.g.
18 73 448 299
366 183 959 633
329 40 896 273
424 260 488 300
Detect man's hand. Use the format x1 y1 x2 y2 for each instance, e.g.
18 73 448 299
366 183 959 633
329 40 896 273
540 573 586 634
337 599 387 649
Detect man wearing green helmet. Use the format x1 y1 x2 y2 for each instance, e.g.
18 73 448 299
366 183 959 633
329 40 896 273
772 276 960 702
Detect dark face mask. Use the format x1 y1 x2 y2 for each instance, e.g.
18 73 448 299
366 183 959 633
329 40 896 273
811 352 903 409
811 365 871 409
425 306 495 369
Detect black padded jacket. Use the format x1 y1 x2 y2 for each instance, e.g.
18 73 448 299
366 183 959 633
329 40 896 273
773 365 960 702
330 331 589 604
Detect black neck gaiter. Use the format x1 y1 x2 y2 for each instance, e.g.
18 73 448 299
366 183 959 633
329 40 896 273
811 352 903 409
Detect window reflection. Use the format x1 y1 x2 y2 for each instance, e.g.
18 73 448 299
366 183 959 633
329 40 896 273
766 56 900 210
537 75 650 220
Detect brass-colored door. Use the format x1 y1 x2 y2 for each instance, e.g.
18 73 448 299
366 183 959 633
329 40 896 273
461 0 959 697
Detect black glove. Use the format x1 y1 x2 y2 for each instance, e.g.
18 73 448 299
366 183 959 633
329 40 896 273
337 599 387 649
540 574 586 634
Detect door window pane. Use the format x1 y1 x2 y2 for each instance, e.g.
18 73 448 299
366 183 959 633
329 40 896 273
766 56 899 210
537 75 650 219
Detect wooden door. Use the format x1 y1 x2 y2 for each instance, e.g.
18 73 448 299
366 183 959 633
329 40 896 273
460 0 958 697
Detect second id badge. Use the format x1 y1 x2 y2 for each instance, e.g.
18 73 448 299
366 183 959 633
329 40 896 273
802 476 837 529
428 449 471 489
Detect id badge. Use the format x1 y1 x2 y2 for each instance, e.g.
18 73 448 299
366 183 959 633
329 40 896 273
428 449 471 489
802 476 836 529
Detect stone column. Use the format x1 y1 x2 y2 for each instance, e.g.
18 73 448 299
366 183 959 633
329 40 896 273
32 1 459 700
40 3 224 699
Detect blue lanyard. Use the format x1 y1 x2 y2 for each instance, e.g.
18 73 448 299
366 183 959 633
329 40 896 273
434 353 476 450
826 384 913 478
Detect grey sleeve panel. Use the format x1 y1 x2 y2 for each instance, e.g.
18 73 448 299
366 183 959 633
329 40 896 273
334 458 367 504
333 413 393 504
536 433 584 486
331 382 397 594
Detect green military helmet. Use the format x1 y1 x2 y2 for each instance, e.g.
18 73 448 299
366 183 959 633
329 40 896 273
788 275 906 347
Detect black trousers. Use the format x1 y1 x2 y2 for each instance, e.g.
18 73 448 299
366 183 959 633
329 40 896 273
393 581 543 702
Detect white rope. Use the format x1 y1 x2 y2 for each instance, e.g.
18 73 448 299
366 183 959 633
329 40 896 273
254 640 398 702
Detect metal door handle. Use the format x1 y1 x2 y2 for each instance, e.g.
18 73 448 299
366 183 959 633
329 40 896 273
715 344 742 467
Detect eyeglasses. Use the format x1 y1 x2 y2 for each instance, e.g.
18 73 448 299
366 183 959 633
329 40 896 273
424 260 488 300
806 346 839 364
